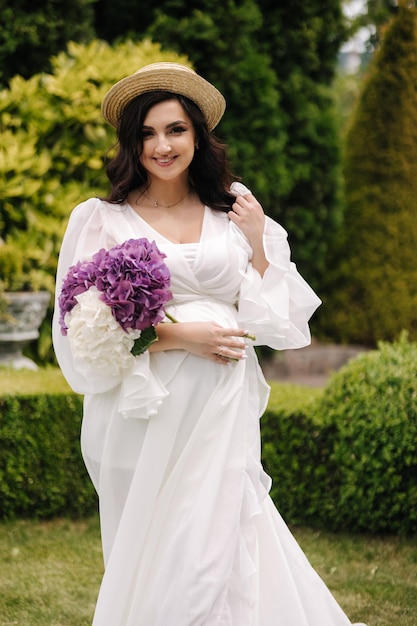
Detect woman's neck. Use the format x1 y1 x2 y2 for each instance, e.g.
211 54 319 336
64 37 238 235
136 180 192 209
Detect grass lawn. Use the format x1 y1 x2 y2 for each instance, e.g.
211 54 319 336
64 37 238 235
0 366 73 395
0 516 415 626
0 370 415 624
0 517 102 626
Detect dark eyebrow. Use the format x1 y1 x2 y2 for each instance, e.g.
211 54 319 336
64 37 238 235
167 120 188 128
142 120 189 131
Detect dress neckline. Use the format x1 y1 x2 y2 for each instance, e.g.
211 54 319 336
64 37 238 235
125 202 207 245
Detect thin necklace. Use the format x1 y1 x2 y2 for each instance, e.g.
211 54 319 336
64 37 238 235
135 189 191 209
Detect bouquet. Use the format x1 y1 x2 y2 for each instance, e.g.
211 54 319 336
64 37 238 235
58 238 173 374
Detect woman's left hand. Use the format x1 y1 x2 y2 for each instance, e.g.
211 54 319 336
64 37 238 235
228 192 265 247
228 192 269 276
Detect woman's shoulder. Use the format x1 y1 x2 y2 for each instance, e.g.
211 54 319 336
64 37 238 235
69 197 129 223
71 196 111 215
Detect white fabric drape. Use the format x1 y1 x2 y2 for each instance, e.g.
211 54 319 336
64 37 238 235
52 193 364 626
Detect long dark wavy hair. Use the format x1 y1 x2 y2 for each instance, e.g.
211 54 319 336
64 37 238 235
103 91 238 212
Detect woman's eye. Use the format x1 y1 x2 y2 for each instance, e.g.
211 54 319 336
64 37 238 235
171 126 187 134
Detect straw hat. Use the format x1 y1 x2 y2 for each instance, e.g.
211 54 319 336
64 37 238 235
101 62 226 131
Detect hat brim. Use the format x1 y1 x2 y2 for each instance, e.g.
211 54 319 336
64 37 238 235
101 62 226 131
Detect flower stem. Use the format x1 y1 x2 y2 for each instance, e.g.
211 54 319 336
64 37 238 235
165 311 179 324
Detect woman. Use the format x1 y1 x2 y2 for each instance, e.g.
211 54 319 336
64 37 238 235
53 63 365 626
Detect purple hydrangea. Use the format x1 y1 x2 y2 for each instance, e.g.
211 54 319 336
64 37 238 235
59 238 172 335
58 258 98 334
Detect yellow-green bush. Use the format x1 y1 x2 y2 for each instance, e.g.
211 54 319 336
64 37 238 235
0 39 189 362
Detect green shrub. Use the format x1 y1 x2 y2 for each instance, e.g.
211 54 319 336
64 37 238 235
312 333 417 534
0 383 96 519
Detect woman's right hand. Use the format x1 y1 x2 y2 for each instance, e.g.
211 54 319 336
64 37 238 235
150 321 249 364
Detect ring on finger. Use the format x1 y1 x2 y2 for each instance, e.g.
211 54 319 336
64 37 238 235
217 345 226 358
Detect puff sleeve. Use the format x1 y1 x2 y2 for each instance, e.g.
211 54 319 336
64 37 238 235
52 198 168 418
233 212 321 350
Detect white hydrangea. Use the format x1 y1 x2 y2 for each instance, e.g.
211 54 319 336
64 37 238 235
66 287 141 375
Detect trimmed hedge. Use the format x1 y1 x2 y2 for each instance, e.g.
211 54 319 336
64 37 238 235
261 408 338 530
0 388 97 519
261 383 341 529
2 337 417 534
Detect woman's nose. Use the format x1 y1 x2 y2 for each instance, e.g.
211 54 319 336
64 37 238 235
155 135 172 154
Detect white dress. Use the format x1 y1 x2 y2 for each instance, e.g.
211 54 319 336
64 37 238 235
52 194 364 626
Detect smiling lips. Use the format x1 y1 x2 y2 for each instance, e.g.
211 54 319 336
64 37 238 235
155 157 176 166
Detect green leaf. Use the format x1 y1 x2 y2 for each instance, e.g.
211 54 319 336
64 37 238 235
130 326 158 356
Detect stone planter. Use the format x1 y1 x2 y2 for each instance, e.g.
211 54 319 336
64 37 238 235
0 291 50 370
260 340 368 386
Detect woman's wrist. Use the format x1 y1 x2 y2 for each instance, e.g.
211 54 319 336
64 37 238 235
148 322 183 353
251 243 269 277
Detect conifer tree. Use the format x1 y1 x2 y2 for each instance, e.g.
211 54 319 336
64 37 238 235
315 3 417 345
